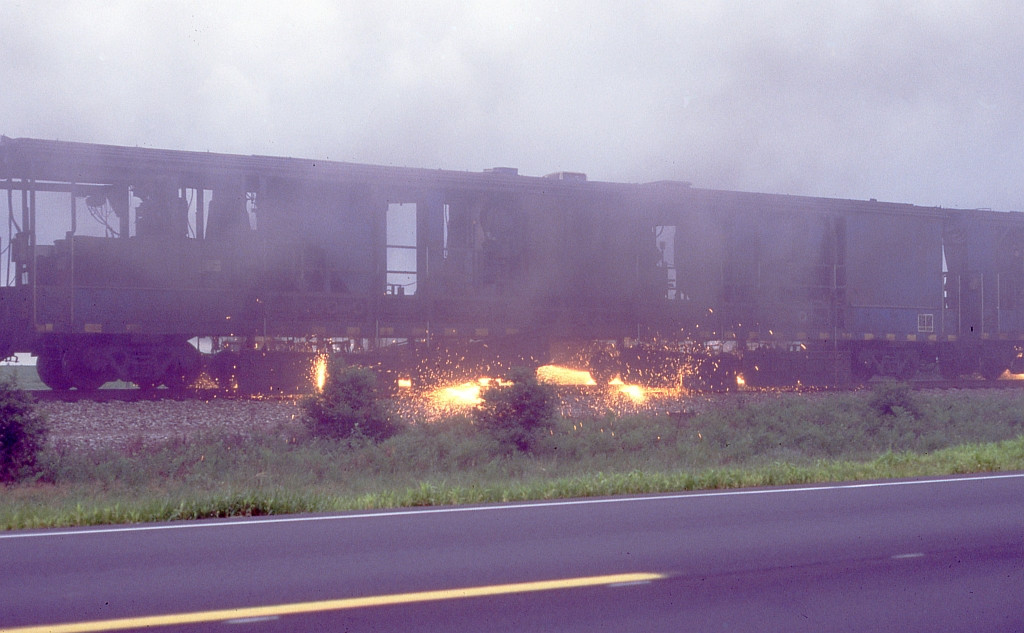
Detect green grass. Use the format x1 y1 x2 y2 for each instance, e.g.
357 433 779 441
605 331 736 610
3 385 1024 530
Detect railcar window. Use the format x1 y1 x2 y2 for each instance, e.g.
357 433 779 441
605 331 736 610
654 225 679 300
245 191 258 232
386 202 417 295
443 203 450 260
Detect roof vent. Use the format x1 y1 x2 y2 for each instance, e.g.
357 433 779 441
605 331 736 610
544 171 587 182
484 167 518 176
646 180 692 188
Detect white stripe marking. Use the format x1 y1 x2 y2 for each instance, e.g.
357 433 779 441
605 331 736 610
2 472 1022 540
891 553 925 559
225 615 280 624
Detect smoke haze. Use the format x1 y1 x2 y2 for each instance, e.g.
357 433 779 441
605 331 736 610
2 0 1022 211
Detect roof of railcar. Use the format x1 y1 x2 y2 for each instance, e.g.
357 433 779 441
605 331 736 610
640 179 950 219
0 136 621 195
2 136 1018 220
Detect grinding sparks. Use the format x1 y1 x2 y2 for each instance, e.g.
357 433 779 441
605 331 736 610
536 365 596 386
609 378 646 402
617 384 646 402
312 355 328 392
387 368 697 422
537 366 655 403
431 378 491 407
440 382 483 406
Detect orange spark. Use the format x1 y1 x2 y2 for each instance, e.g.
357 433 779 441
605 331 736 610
536 365 597 385
311 355 328 392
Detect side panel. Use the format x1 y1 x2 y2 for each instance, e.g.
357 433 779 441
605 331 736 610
844 209 943 336
0 286 31 356
634 186 726 340
636 188 846 342
944 210 1024 337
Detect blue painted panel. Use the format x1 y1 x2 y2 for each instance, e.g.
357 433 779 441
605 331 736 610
848 307 934 336
845 212 943 309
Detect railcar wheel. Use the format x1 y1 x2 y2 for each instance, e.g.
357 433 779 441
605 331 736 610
162 343 202 392
69 371 106 391
62 345 113 391
940 344 980 380
588 351 619 385
851 347 877 383
851 360 874 383
36 349 72 390
207 351 236 390
893 349 919 381
980 355 1008 381
705 354 741 392
870 348 918 381
938 349 961 379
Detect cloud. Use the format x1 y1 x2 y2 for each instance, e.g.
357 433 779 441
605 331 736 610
1 0 1022 211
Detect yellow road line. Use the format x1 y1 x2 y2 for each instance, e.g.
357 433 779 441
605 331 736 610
1 572 665 633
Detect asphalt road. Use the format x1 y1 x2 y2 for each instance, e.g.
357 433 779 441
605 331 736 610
2 473 1023 632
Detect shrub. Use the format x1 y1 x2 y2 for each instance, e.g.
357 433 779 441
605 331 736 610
868 380 921 418
474 368 557 453
302 362 400 443
0 377 47 483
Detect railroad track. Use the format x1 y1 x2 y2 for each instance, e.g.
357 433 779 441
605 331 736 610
23 376 1024 403
25 388 292 403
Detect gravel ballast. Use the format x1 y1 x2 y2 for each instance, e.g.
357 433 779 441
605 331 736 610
38 399 306 451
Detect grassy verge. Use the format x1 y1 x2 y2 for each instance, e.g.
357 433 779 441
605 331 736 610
3 385 1023 530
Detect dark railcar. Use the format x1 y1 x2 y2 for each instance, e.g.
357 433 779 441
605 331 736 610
2 136 1023 391
626 186 947 385
0 137 634 390
940 208 1024 377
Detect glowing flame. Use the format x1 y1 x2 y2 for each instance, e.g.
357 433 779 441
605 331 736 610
609 377 646 402
312 354 328 392
617 384 646 402
443 383 482 405
397 378 413 389
536 365 596 385
430 378 492 407
736 373 746 388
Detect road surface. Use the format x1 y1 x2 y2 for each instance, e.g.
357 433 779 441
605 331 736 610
2 473 1023 632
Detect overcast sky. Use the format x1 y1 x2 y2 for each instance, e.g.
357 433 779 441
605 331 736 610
2 0 1022 211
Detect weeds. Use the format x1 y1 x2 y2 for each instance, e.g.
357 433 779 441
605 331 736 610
868 380 921 418
3 388 1024 530
475 368 557 453
302 362 402 443
0 377 47 484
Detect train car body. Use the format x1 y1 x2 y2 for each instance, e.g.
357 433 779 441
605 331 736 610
1 136 1022 391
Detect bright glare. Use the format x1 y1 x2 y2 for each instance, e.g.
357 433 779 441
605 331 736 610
312 355 328 392
608 377 646 401
536 365 596 385
736 373 746 388
431 379 488 407
616 384 646 402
